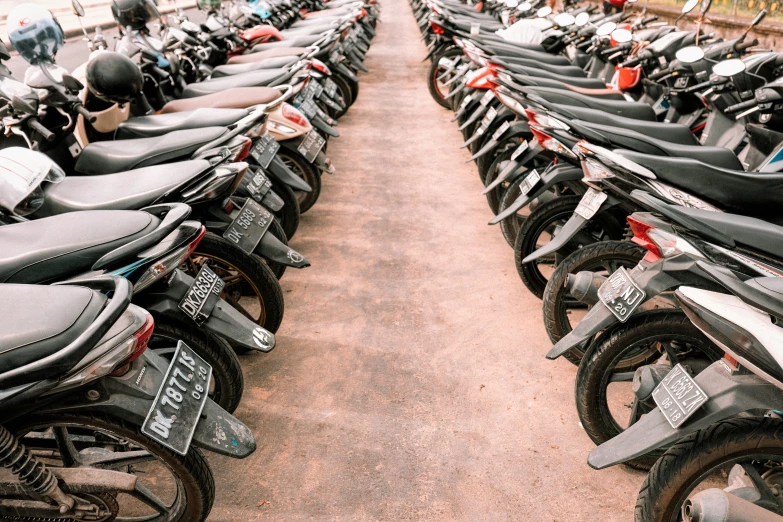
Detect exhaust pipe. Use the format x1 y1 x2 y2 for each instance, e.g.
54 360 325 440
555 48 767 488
684 489 783 522
565 271 606 306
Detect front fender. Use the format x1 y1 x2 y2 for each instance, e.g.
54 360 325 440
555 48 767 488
588 361 783 469
489 164 582 225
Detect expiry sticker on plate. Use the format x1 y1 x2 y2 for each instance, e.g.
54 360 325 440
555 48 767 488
574 188 608 220
471 22 481 35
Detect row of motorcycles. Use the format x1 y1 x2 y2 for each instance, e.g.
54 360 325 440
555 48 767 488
0 0 377 519
416 0 783 520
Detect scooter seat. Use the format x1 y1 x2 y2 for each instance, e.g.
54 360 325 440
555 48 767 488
250 35 322 52
279 25 337 37
617 150 783 219
523 87 656 120
75 127 226 174
658 204 783 259
481 43 568 64
578 121 743 169
539 104 697 145
38 160 211 217
116 108 248 139
0 211 158 283
159 87 281 113
226 47 308 65
493 56 587 78
0 284 106 377
211 56 299 78
181 70 286 98
507 68 608 90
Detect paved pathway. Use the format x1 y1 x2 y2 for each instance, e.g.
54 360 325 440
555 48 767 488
207 0 645 519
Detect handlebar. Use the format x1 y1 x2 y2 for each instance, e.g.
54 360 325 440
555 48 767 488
725 97 757 113
74 103 96 123
735 38 759 51
621 56 644 67
683 79 712 93
28 118 55 141
640 15 658 25
648 67 672 81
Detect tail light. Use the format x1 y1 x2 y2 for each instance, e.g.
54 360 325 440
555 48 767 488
282 103 309 127
466 66 494 88
626 215 704 263
311 58 331 75
524 109 569 130
246 120 268 138
581 158 615 181
55 309 155 390
182 163 247 204
229 136 253 161
133 226 207 292
529 126 578 159
430 20 444 34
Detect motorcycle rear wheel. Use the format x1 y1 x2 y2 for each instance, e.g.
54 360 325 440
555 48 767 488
8 413 215 522
278 148 322 214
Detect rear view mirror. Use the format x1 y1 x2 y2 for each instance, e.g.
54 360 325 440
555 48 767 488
0 42 10 62
611 28 632 43
536 6 553 17
518 1 532 11
11 95 38 115
596 21 617 36
713 58 746 77
700 0 712 14
682 0 699 13
554 13 575 26
575 12 590 26
72 0 85 16
61 74 84 93
750 8 767 26
675 46 705 63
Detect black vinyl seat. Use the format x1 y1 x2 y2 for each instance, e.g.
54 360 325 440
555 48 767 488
541 104 697 145
75 127 226 174
38 160 211 217
211 57 299 78
481 44 571 65
493 56 587 78
115 109 248 139
661 205 783 259
181 70 286 98
523 87 657 120
0 284 106 375
507 68 609 90
578 120 743 169
0 211 158 284
251 35 322 52
617 150 783 219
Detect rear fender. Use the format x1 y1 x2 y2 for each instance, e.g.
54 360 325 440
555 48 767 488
458 102 488 131
38 350 257 457
489 164 582 225
588 361 783 469
255 230 310 269
267 155 312 192
520 194 621 264
334 62 359 82
311 115 340 137
465 110 520 162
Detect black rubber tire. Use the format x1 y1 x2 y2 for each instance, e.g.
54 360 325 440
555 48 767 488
514 195 625 300
190 232 284 334
475 117 516 182
329 73 354 116
636 417 783 522
542 240 646 357
262 215 289 281
278 148 322 214
497 174 529 248
575 311 720 470
10 412 215 522
150 317 244 414
484 147 552 214
428 47 462 109
271 180 300 242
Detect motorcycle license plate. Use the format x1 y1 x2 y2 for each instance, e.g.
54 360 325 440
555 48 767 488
459 94 473 109
297 131 326 163
329 49 343 64
245 169 273 202
178 264 225 325
324 78 338 98
476 106 497 135
652 363 708 429
250 135 279 169
519 169 540 195
142 342 212 455
223 198 273 254
574 188 608 220
510 140 528 160
597 267 646 322
298 99 318 120
480 89 494 106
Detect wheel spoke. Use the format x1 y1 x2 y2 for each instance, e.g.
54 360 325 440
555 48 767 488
52 427 81 467
224 294 259 323
626 398 642 429
83 449 156 470
740 462 780 504
130 483 171 515
221 274 245 286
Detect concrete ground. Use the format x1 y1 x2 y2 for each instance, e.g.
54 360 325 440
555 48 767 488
206 0 646 520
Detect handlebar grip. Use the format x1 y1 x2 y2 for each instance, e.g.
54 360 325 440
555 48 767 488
621 56 643 67
735 38 759 51
648 67 672 81
683 80 712 93
641 15 658 25
74 103 97 123
725 98 757 113
28 119 55 141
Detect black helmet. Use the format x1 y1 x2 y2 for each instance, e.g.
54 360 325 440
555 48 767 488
111 0 160 31
86 51 144 103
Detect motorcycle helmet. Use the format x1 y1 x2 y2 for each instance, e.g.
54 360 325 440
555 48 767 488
86 51 144 104
197 0 222 9
6 4 64 65
111 0 160 31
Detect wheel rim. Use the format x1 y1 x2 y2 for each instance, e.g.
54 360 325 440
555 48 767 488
432 55 461 101
183 253 267 327
18 422 188 521
279 151 315 207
